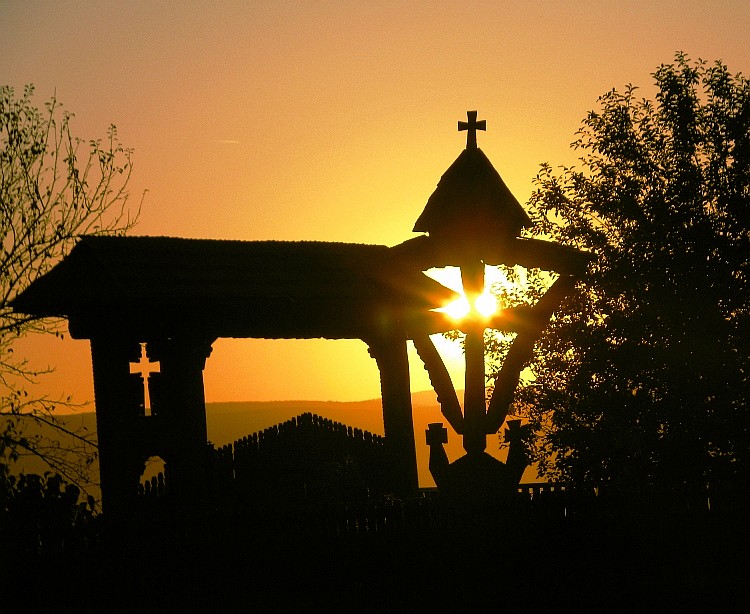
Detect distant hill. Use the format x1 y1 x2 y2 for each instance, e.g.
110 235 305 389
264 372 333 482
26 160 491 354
7 390 539 494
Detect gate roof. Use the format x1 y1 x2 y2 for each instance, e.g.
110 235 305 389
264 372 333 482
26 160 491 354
11 235 456 341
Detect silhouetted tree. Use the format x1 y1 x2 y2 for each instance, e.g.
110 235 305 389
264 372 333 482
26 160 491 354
511 53 750 491
1 85 141 495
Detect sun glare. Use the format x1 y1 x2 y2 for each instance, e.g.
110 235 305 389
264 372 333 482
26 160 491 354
442 296 471 320
474 292 498 318
426 265 503 320
439 291 498 320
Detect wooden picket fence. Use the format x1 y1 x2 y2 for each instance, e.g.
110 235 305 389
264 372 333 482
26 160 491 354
136 412 749 536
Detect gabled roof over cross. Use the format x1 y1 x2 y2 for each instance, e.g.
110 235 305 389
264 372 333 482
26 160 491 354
413 111 531 249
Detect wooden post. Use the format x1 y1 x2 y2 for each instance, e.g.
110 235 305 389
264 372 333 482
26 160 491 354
461 259 488 455
146 337 214 507
463 324 487 454
90 337 144 516
369 338 419 499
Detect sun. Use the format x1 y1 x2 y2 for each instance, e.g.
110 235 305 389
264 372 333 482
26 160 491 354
425 265 509 321
474 291 498 318
438 292 498 320
440 295 471 319
412 265 514 390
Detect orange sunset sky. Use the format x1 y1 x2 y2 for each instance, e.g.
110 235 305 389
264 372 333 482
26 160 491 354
2 1 750 409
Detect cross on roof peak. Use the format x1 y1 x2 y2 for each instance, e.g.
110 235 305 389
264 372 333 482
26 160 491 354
458 110 486 149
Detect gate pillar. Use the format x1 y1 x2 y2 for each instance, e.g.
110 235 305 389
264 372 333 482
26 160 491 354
90 337 145 516
368 337 419 498
146 337 214 507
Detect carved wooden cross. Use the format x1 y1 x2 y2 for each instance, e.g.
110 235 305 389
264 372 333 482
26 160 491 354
458 110 486 149
130 342 160 415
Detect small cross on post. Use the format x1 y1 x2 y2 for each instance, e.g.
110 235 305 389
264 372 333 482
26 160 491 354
458 110 486 149
130 343 160 416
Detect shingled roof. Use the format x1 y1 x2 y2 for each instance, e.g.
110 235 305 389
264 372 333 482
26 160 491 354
11 235 455 340
413 147 532 243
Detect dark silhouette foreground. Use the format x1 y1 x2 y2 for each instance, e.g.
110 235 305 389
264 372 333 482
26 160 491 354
2 476 747 613
7 106 748 611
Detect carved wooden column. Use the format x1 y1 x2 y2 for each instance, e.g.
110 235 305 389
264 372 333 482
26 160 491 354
461 259 488 455
90 337 145 516
146 337 214 507
368 337 419 498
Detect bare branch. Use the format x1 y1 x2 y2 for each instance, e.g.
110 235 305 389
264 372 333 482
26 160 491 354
1 83 139 497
